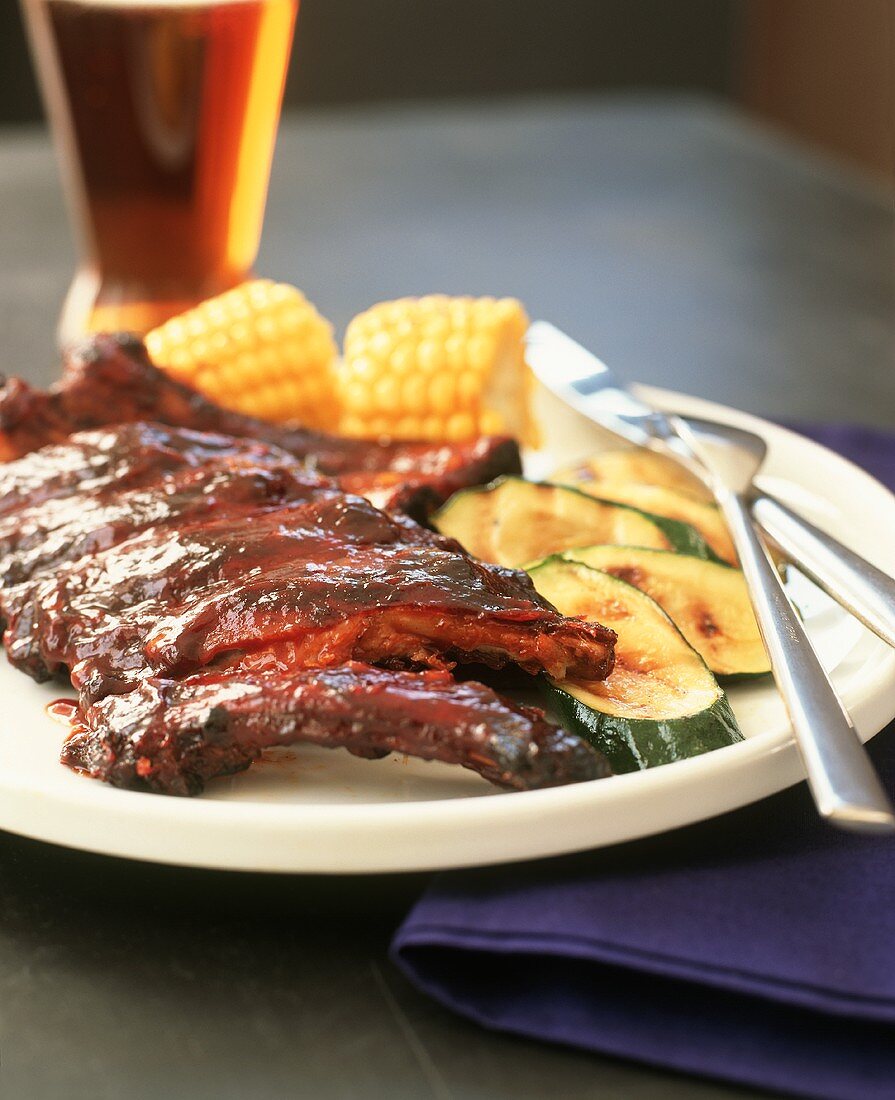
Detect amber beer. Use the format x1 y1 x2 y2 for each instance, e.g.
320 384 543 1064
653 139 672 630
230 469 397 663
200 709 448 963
22 0 298 340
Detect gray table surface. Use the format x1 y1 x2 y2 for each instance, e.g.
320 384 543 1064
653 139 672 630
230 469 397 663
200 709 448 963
0 95 892 1100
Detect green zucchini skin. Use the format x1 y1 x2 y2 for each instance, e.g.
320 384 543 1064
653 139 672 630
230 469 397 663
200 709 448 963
640 511 726 564
544 681 743 774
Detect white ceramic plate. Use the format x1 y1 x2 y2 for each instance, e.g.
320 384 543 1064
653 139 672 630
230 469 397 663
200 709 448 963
2 387 895 873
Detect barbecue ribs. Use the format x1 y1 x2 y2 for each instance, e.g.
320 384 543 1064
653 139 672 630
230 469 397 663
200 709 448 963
62 663 610 795
0 333 520 514
3 461 614 701
0 389 616 793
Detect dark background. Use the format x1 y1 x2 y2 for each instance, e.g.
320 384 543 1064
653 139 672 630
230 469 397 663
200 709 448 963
2 0 893 187
3 0 738 117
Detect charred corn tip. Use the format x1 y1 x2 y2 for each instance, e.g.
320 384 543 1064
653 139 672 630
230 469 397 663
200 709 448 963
336 295 534 443
145 279 339 429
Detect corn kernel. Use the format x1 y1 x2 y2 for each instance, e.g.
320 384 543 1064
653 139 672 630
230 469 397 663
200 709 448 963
446 412 475 441
467 333 495 373
339 414 365 436
401 373 429 415
343 380 369 413
457 370 479 404
421 415 443 438
369 331 394 358
416 339 446 374
445 332 468 372
429 373 455 414
373 374 401 412
185 315 206 339
390 344 416 374
166 348 191 374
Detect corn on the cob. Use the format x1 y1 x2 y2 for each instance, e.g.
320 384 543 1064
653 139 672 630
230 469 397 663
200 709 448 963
336 295 534 443
145 280 339 429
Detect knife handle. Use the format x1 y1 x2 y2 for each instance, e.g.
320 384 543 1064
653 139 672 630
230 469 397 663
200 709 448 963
752 493 895 652
719 490 895 833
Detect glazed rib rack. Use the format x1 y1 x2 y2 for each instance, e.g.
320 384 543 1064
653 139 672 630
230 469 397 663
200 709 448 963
0 405 616 794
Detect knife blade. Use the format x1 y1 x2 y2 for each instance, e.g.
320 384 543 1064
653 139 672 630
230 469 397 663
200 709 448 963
525 321 684 455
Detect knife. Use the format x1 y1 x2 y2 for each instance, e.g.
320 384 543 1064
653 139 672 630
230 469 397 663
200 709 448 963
525 321 895 653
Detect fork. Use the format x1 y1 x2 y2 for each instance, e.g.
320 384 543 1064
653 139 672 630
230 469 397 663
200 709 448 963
673 415 895 832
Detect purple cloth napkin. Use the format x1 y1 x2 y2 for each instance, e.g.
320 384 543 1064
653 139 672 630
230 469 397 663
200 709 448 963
393 423 895 1100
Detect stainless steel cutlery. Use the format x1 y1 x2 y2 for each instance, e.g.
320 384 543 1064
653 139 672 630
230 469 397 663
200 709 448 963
526 321 895 831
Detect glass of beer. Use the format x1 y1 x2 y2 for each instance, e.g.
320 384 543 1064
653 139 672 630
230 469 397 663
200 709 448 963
21 0 298 342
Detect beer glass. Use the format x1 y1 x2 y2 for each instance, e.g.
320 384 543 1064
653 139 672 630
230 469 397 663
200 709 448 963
21 0 298 342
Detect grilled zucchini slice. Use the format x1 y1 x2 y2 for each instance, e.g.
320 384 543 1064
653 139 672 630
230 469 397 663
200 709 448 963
432 477 718 568
558 546 769 678
528 558 743 772
553 450 712 501
559 481 736 565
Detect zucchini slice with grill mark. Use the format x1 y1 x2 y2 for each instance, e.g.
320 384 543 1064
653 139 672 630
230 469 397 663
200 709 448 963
432 477 718 568
553 451 712 501
557 546 770 679
527 558 743 772
560 481 736 565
